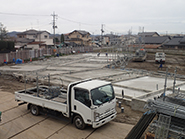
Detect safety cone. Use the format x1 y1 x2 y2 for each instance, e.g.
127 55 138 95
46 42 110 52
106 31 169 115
30 57 32 62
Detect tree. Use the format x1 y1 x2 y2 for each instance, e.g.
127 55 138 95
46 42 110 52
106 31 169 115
60 34 65 43
0 23 8 40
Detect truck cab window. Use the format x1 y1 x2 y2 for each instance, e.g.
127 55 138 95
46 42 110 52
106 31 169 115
91 84 114 105
74 88 91 107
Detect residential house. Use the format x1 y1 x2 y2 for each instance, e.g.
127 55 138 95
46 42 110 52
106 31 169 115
138 32 160 37
143 36 170 44
163 36 185 49
16 29 53 49
105 34 121 46
68 30 91 46
120 34 137 45
135 33 170 49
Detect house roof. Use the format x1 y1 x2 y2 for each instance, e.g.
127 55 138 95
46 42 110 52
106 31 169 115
179 36 185 43
164 37 182 45
138 32 160 37
143 36 170 44
17 29 50 36
69 30 90 36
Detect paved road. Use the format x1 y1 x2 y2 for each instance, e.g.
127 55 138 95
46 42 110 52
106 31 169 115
0 90 133 139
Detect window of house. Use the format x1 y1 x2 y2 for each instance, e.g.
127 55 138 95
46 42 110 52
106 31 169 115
44 35 48 39
77 35 80 38
74 88 91 107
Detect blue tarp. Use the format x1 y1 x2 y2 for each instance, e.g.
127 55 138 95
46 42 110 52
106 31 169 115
15 59 22 64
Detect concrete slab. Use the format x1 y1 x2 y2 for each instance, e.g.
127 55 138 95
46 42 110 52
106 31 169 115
0 65 47 72
12 118 69 139
114 76 184 92
48 123 94 139
0 114 47 139
0 92 18 112
88 122 133 139
113 86 146 98
38 70 64 76
68 63 106 68
0 105 28 125
70 69 124 79
46 66 92 71
176 84 185 91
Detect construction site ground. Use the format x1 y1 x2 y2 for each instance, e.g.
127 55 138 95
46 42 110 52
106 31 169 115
0 51 185 138
127 53 185 75
0 75 141 139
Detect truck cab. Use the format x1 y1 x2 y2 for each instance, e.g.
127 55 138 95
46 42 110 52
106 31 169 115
69 80 117 129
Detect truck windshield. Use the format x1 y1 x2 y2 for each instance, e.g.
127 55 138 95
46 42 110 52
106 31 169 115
91 84 115 105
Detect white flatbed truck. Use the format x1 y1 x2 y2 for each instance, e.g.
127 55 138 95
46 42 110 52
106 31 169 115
15 79 117 129
155 52 165 63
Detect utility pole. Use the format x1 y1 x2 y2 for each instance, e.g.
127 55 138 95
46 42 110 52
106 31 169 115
101 24 104 46
51 12 57 48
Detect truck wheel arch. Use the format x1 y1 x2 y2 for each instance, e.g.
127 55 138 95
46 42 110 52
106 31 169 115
73 114 86 130
27 103 31 110
30 104 40 116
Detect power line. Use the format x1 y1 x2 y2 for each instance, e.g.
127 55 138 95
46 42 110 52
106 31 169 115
0 12 99 26
0 12 49 17
57 16 98 26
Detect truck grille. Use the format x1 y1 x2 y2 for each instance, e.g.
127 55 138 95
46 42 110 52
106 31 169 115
99 108 116 121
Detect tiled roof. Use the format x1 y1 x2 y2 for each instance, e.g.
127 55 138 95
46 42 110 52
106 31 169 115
70 30 90 35
143 36 170 44
164 37 182 45
180 36 185 43
17 29 50 35
138 32 159 37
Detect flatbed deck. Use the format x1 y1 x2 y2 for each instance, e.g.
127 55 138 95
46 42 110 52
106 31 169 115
15 86 68 114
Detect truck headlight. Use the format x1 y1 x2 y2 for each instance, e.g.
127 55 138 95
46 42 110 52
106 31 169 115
94 112 100 122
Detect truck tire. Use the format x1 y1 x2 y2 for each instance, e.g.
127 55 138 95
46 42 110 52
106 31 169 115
74 115 86 130
30 105 39 116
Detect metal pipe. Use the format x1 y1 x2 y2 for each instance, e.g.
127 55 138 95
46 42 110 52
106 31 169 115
163 68 168 96
36 73 39 97
173 67 177 93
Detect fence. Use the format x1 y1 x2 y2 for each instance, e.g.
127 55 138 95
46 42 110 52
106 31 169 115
0 46 93 64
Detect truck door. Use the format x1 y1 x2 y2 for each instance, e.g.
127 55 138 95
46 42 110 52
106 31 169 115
71 88 92 124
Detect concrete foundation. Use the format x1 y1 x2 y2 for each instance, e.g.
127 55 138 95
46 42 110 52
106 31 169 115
0 53 185 112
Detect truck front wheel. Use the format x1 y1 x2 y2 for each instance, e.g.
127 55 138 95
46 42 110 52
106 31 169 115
30 105 39 116
74 115 86 130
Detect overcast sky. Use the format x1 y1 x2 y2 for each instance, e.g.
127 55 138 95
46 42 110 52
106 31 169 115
1 0 185 35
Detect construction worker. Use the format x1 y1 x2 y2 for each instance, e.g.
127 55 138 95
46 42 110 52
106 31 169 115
158 59 163 69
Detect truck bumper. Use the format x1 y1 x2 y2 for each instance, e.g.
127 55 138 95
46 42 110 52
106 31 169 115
92 113 117 128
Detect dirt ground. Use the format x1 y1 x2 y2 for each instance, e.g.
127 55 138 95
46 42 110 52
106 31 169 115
127 53 185 75
0 52 184 126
